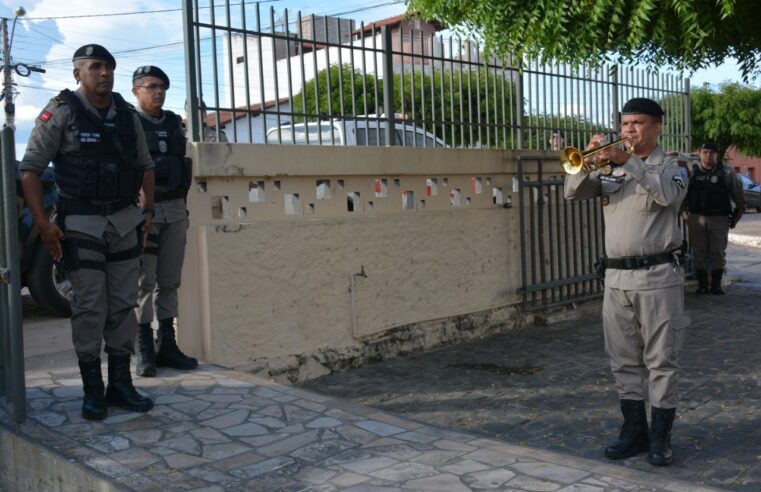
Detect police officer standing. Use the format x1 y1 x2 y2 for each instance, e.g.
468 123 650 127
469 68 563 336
564 98 689 467
20 45 155 420
131 66 198 376
683 142 744 295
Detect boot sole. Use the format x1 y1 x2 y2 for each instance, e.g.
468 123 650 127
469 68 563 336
81 410 107 421
604 442 649 460
648 455 673 466
105 398 154 413
137 367 157 377
155 359 198 370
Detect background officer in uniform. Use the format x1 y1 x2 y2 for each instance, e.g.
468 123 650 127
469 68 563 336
564 98 689 467
683 142 744 295
131 66 198 376
20 44 155 420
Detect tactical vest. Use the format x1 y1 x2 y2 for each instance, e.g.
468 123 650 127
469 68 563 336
687 163 732 215
138 110 191 190
53 89 141 202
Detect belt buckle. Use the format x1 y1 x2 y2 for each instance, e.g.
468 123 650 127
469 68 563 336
624 257 638 269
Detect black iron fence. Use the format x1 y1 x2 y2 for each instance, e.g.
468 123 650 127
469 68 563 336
182 2 691 152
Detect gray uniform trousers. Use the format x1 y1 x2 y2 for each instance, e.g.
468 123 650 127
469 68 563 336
688 213 729 270
136 218 187 323
66 226 140 361
602 283 686 409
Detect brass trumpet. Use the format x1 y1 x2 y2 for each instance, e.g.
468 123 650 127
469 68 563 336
560 137 635 175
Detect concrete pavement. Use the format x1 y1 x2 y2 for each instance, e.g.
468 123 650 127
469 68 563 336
2 214 760 491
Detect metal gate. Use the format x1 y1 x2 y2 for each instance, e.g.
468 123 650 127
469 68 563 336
517 155 605 311
516 154 693 311
0 126 26 423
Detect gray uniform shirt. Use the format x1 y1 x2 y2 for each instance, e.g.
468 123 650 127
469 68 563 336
20 88 154 237
564 145 689 290
136 106 187 225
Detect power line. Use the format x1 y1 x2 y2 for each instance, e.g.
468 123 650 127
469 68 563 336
21 0 282 20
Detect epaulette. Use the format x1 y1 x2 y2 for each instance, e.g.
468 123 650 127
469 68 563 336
51 95 67 106
668 151 679 156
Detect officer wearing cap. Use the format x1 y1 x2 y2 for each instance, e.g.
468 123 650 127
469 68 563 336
20 44 155 420
565 97 690 467
131 65 198 377
683 142 744 295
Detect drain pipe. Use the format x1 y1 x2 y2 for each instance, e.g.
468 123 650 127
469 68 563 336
349 265 367 339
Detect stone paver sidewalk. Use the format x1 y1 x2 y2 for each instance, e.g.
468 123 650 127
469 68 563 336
3 361 716 491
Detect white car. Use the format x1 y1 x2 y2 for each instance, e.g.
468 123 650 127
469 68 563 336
266 119 447 147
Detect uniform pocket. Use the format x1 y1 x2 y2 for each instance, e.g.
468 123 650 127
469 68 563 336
635 184 661 214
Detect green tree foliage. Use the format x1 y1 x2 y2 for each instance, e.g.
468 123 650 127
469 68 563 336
291 64 380 121
292 64 606 149
405 0 761 81
690 82 761 157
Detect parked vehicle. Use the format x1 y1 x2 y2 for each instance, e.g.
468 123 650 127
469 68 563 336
737 173 761 212
266 118 447 147
15 163 72 317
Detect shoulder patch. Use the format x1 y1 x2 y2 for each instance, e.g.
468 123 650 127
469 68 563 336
38 110 53 122
672 172 686 189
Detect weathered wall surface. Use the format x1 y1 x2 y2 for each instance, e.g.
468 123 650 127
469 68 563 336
178 144 551 381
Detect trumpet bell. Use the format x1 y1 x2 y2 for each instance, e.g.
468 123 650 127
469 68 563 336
560 147 584 175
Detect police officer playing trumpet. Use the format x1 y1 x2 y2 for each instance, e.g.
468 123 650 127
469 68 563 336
20 44 155 420
564 98 690 467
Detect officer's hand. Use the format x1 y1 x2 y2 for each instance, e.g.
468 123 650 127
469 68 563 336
729 214 737 229
38 221 64 262
681 211 689 222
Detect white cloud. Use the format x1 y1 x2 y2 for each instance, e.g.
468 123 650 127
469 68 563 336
15 104 43 124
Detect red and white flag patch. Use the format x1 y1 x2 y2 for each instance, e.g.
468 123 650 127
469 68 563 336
38 111 52 122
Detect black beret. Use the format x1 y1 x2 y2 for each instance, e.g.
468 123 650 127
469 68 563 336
700 142 719 152
72 44 116 68
132 65 170 89
621 97 664 117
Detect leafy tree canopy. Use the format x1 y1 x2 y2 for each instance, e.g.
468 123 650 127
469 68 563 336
405 0 761 80
690 82 761 157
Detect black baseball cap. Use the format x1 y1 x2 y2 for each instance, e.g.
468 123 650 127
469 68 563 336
72 44 116 68
132 65 170 89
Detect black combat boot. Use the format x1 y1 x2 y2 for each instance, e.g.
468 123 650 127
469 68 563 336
136 323 157 377
78 358 107 421
155 318 198 370
695 269 709 295
104 354 153 413
604 399 649 460
648 406 676 466
710 269 725 295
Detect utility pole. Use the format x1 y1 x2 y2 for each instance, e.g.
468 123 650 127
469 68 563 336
1 16 12 129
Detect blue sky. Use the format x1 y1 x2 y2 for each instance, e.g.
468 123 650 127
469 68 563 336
2 0 751 158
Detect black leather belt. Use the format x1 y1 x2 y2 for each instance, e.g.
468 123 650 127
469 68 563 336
59 197 134 216
604 251 676 270
155 189 187 202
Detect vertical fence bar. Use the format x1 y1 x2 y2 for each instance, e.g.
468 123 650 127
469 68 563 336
382 26 395 146
240 1 253 143
182 0 200 142
224 0 237 141
0 127 25 423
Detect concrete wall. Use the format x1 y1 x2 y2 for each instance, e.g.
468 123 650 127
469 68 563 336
178 143 553 381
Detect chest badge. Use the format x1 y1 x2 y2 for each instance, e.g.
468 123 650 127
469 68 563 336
612 167 626 177
601 195 610 206
158 140 168 153
710 176 719 183
599 166 612 176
